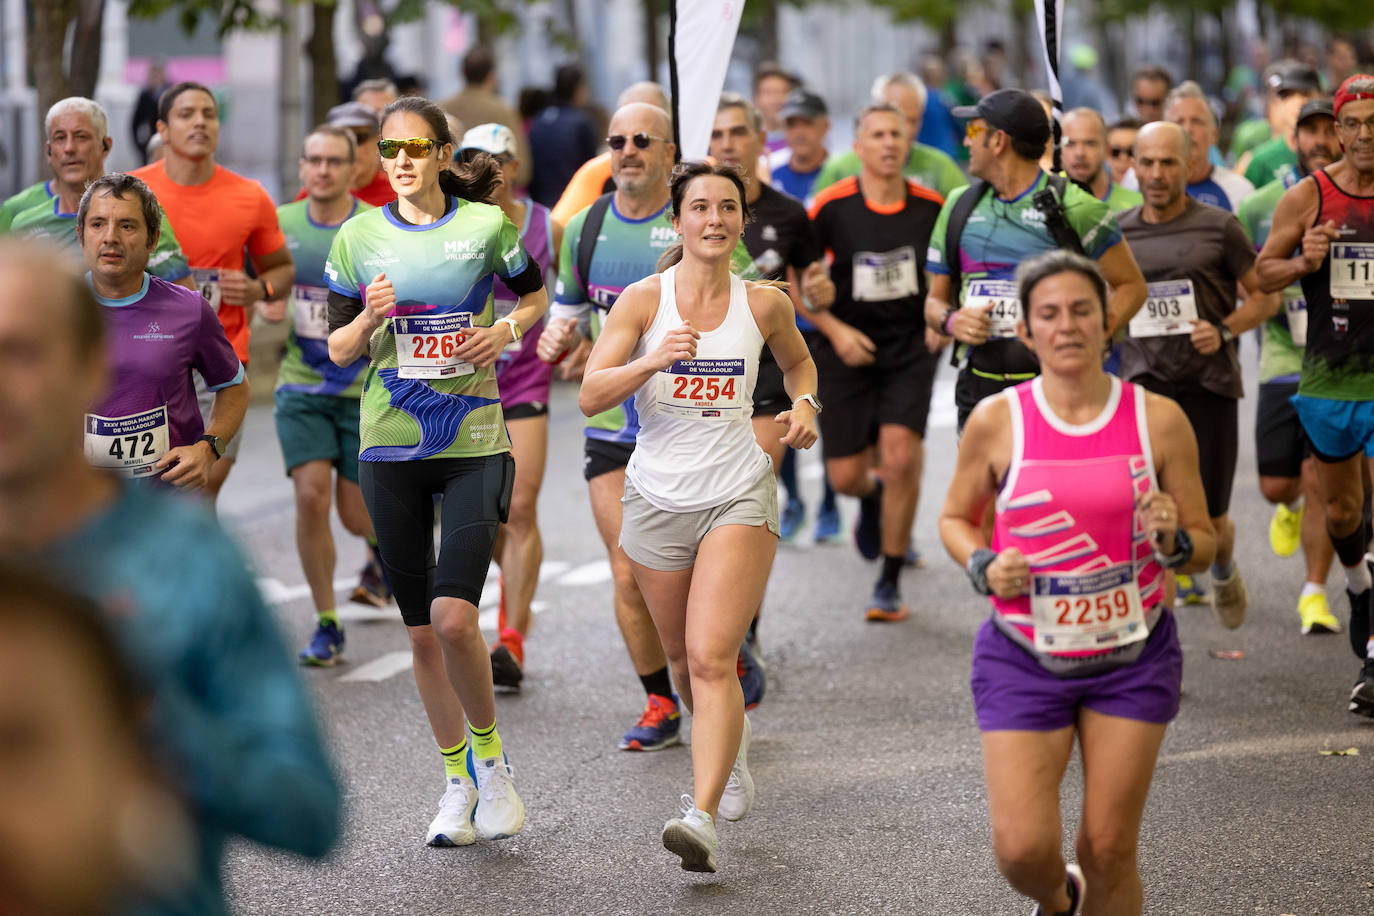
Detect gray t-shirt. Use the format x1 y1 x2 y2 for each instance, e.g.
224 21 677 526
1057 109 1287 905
1118 198 1255 399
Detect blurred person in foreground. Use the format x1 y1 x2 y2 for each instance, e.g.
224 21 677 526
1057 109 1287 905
0 562 195 916
0 239 340 915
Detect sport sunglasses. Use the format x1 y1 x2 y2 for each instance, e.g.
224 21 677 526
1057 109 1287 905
606 132 669 151
378 137 436 159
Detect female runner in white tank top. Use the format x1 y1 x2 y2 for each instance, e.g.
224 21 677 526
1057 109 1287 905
580 161 820 874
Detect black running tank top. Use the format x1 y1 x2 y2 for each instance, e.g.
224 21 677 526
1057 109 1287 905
1298 169 1374 399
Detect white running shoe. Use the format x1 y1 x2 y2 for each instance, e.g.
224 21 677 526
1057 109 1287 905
472 753 525 840
717 714 754 822
426 777 477 846
662 794 718 873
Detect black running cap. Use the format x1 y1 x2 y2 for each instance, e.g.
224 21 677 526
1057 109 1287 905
951 88 1051 147
1296 98 1335 126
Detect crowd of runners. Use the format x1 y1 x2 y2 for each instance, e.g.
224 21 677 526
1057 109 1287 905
4 44 1374 916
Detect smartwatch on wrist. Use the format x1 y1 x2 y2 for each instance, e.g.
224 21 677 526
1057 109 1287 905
497 316 522 341
198 434 225 460
793 393 822 415
1216 322 1235 344
1153 527 1194 568
967 548 998 596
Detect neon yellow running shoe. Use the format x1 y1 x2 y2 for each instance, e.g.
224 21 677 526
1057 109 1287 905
1269 503 1303 558
1298 591 1341 635
1175 573 1207 605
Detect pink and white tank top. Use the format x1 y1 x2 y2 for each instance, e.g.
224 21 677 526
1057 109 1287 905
991 377 1166 673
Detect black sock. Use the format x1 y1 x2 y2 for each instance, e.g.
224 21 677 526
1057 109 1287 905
639 666 673 699
746 614 759 644
880 554 904 588
864 477 884 504
1331 522 1370 570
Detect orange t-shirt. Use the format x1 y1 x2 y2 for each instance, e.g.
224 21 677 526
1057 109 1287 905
132 161 287 362
550 152 612 226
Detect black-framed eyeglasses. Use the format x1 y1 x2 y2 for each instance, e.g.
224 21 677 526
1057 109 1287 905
606 133 668 151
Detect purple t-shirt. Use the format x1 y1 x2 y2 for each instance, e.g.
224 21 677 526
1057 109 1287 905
86 273 243 477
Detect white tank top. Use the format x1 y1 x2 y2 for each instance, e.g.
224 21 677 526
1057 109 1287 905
625 265 772 512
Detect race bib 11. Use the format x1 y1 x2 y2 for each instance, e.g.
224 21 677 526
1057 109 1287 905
84 406 169 478
1030 563 1148 654
1329 243 1374 300
1129 279 1198 338
394 312 475 379
657 358 746 420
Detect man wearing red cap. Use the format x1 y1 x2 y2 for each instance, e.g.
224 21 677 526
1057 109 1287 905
1257 74 1374 718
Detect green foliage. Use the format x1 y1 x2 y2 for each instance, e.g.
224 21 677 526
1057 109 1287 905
127 0 282 38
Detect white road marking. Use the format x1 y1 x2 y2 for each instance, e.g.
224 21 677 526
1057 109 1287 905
339 651 414 683
556 559 613 586
258 577 355 606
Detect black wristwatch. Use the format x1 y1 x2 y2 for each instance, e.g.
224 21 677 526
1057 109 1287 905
967 548 998 596
1216 322 1236 344
198 434 225 460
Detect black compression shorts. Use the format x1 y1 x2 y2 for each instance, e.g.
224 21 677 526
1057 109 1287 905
1135 377 1238 519
359 454 514 627
1255 380 1308 479
813 338 938 458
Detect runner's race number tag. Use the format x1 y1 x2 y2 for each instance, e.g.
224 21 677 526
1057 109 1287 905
1030 563 1148 654
292 285 330 340
394 312 475 379
1282 290 1308 347
1129 280 1198 338
964 279 1021 339
657 359 745 420
84 406 169 478
191 268 221 313
852 246 918 302
1329 243 1374 300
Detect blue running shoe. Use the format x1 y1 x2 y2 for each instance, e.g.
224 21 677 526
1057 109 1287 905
814 503 843 544
738 643 766 710
864 581 909 623
619 693 682 751
299 620 345 666
779 497 805 541
854 481 884 560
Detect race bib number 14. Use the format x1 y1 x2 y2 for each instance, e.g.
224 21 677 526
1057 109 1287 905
292 285 330 340
657 359 745 420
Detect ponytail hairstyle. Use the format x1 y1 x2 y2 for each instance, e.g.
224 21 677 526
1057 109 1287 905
379 96 501 204
656 160 752 272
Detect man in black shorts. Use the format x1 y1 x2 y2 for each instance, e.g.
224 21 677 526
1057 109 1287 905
1119 121 1280 627
807 103 945 622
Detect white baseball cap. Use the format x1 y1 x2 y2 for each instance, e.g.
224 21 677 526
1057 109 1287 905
459 123 517 159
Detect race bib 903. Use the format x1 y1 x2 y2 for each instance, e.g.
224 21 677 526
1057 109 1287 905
394 312 475 379
1129 280 1198 338
657 359 745 420
84 406 169 477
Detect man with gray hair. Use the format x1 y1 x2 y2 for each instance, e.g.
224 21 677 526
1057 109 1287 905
7 97 193 288
813 72 966 199
352 77 398 113
1166 81 1255 213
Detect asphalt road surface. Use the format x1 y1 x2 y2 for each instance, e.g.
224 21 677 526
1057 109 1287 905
221 353 1373 916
